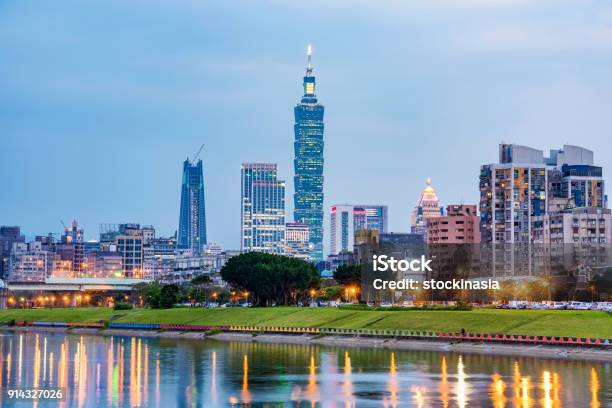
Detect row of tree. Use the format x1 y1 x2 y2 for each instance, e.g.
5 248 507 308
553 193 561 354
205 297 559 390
220 252 320 306
132 252 324 308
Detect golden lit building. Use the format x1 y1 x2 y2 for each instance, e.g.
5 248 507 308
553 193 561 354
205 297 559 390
411 178 442 235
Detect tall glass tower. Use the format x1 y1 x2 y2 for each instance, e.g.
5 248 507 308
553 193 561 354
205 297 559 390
241 163 286 253
178 157 207 254
293 45 324 261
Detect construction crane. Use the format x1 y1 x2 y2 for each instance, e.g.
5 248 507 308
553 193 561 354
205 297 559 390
191 144 204 164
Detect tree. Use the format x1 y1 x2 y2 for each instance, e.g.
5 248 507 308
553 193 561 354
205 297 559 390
159 284 180 308
191 274 212 286
220 252 320 306
333 264 361 286
320 285 343 301
188 286 206 306
136 282 162 308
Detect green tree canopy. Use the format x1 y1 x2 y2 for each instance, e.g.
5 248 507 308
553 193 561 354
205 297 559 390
333 264 362 286
220 252 320 306
192 274 212 286
135 281 162 308
159 284 180 308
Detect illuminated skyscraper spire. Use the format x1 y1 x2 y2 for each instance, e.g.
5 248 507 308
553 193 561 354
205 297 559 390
294 44 325 261
306 44 313 76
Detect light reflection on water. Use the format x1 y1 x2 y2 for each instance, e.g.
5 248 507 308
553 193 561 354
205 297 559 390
0 331 609 407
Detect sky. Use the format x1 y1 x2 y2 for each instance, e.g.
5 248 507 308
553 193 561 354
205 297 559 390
1 0 612 252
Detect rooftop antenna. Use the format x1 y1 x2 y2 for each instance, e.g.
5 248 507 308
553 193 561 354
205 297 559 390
306 44 313 76
191 144 204 164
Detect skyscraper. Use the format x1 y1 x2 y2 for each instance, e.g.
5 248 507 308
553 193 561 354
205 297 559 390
293 45 325 261
178 153 207 254
241 163 286 253
411 178 442 235
353 205 389 233
329 204 389 256
330 205 354 255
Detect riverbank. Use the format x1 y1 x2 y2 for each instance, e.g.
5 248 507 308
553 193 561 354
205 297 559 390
1 307 611 338
3 326 611 362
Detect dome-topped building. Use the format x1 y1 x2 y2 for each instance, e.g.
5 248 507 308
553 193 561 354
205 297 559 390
411 178 443 235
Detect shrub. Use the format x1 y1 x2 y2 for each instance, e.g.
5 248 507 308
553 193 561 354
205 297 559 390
113 302 133 311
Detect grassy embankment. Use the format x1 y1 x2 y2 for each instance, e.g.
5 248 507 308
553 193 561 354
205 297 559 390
0 307 610 339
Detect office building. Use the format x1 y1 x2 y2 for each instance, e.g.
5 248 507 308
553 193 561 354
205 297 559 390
354 205 388 234
284 222 311 260
0 226 25 279
178 155 207 254
330 205 354 255
241 163 286 253
427 204 481 244
329 204 389 256
84 240 101 255
411 178 442 235
293 45 325 261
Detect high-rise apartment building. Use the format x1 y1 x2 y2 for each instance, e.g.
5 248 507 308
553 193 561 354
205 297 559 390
533 207 611 244
293 46 325 261
241 163 286 253
178 156 207 254
427 204 481 244
479 144 605 243
9 241 49 282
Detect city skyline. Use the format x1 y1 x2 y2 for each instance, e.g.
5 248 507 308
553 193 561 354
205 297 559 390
2 1 611 253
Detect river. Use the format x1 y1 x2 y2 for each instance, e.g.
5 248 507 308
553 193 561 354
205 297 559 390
0 331 609 407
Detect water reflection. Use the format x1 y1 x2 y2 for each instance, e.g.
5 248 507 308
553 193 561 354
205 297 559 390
0 331 608 407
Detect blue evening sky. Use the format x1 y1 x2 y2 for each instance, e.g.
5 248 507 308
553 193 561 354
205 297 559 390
1 0 611 252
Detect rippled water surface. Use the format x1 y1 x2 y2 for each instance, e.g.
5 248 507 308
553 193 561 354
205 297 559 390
0 331 610 407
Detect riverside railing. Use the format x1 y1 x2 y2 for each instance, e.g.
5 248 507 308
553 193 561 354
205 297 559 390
10 320 611 348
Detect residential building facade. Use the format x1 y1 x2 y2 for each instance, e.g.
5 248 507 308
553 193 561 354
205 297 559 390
427 204 481 244
9 242 49 282
479 144 605 244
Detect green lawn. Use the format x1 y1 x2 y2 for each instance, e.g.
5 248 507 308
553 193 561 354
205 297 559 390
0 307 610 338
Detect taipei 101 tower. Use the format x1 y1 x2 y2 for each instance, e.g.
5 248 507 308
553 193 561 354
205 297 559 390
293 45 324 261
